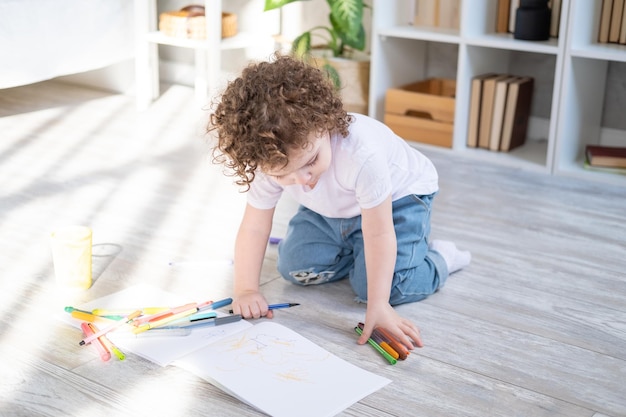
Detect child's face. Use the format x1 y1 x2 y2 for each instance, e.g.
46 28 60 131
264 132 331 189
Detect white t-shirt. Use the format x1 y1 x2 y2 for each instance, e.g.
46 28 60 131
247 113 439 219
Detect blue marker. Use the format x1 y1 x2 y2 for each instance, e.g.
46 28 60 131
203 297 233 310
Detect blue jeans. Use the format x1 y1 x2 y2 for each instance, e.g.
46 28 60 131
277 194 448 305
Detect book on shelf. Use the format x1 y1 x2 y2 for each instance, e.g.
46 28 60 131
509 0 520 33
609 0 625 43
599 0 614 43
500 77 534 152
413 0 460 29
619 0 626 45
413 0 438 26
478 74 510 149
467 73 497 148
549 0 562 38
583 161 626 175
489 76 518 151
585 145 626 169
60 284 391 417
437 0 461 29
496 0 511 33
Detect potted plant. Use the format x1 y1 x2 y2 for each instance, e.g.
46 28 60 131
264 0 371 114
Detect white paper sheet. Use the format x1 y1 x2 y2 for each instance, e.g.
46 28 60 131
61 285 391 416
175 321 391 417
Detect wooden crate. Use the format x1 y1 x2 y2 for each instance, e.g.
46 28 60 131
384 78 456 148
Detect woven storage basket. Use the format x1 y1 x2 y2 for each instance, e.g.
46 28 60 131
159 6 237 39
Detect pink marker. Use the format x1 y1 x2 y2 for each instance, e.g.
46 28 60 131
79 310 141 346
133 301 212 325
81 322 111 361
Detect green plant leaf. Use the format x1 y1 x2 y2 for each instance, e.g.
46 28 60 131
291 32 312 59
321 63 341 90
328 0 363 41
264 0 299 12
330 14 365 51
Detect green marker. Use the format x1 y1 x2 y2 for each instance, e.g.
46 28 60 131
355 326 397 365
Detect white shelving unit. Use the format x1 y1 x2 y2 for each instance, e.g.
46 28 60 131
555 1 626 185
134 0 261 109
369 0 626 187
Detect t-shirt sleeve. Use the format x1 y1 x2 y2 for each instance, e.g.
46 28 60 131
246 172 284 210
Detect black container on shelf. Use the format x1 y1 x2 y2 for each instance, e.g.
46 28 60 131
514 0 551 41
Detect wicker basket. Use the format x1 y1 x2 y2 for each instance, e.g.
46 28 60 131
159 5 237 39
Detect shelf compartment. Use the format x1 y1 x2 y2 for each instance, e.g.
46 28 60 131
145 31 257 51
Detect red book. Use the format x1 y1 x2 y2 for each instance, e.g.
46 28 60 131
585 145 626 169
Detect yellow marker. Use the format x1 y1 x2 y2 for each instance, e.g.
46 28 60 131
71 310 116 323
92 307 169 316
132 307 198 334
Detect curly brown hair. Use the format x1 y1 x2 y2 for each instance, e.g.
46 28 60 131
208 53 353 190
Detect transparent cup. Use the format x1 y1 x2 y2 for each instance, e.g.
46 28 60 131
50 226 93 290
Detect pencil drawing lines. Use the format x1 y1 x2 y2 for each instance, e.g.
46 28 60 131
213 332 331 383
276 368 310 383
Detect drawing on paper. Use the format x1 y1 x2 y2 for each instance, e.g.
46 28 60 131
210 330 331 383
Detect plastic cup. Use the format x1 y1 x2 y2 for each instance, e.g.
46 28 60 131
50 226 93 290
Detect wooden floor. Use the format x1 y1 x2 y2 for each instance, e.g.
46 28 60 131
0 80 625 417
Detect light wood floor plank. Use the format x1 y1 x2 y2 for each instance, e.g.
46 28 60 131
1 81 624 417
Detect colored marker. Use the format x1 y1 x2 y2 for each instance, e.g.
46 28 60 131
160 314 243 329
228 302 299 314
187 311 218 322
133 307 198 334
65 306 91 315
70 310 118 323
370 330 399 360
170 311 217 325
269 303 300 309
114 327 192 338
65 306 123 321
92 307 169 316
165 311 217 327
207 297 233 310
375 326 410 360
357 323 403 360
81 322 111 361
269 236 282 245
79 310 141 346
88 323 125 361
355 326 396 365
133 302 199 326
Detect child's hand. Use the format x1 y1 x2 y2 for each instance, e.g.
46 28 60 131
232 291 274 319
358 303 423 351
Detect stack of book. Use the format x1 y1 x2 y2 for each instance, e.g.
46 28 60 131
413 0 460 29
496 0 562 38
467 73 534 152
598 0 626 44
585 145 626 173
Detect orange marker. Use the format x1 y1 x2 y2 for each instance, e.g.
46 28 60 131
375 326 410 360
370 330 399 359
81 322 111 361
71 310 116 323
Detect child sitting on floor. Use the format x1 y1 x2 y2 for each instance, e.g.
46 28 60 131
208 54 470 350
